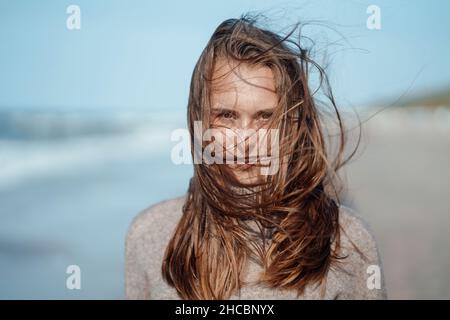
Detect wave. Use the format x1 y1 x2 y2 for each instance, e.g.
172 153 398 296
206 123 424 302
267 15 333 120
0 108 186 140
0 109 188 190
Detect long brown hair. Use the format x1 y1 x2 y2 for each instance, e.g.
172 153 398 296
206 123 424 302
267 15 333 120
162 14 359 299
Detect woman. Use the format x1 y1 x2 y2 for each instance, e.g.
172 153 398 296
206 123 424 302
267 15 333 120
125 15 387 300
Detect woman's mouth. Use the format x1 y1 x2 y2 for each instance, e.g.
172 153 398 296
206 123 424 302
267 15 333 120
235 163 254 170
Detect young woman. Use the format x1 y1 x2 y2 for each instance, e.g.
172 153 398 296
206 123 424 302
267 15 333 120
125 15 387 300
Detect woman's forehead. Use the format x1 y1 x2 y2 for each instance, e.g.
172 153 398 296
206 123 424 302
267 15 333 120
210 59 277 109
211 59 276 92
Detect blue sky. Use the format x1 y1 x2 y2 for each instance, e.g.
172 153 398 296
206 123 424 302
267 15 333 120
0 0 449 111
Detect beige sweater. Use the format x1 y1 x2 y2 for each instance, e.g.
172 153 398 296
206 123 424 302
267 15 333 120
125 195 387 299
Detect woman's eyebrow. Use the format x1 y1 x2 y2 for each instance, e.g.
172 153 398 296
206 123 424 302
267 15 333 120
253 107 275 115
255 107 275 113
211 106 238 114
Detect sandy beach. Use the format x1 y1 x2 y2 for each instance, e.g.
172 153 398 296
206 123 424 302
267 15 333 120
341 106 450 299
0 106 449 299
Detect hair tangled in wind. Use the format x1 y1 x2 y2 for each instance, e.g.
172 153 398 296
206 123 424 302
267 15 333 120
161 13 360 299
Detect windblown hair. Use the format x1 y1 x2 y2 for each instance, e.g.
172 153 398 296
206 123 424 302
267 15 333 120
162 14 359 299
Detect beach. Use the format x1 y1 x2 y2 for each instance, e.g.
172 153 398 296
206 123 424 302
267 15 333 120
0 107 449 299
342 106 450 299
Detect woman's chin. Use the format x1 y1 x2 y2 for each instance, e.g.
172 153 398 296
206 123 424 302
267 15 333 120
228 165 262 185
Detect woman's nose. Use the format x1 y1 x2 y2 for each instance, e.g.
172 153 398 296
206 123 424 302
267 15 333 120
236 116 254 130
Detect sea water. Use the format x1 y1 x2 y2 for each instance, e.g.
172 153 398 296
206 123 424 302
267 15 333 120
0 108 192 299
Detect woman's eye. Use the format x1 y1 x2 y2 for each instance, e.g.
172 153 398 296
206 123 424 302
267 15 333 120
219 112 234 119
259 112 273 120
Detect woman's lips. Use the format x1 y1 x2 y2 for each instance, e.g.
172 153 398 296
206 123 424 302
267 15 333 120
234 163 255 170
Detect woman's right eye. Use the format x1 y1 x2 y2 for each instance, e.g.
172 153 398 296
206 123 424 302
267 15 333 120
219 111 235 119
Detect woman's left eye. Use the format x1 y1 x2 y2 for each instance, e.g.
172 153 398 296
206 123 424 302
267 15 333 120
259 112 273 120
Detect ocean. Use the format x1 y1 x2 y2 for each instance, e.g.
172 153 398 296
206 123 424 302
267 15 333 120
0 108 193 299
2 106 450 299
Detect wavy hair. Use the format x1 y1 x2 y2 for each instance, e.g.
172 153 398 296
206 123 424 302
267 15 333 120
162 14 360 299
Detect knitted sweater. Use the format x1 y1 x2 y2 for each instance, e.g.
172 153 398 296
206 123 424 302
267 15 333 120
125 195 387 299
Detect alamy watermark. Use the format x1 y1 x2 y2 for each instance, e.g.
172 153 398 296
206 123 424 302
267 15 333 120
367 5 381 30
66 265 81 290
171 121 280 175
366 264 382 290
66 5 81 30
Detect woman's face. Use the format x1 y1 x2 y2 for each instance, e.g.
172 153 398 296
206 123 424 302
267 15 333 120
209 58 278 184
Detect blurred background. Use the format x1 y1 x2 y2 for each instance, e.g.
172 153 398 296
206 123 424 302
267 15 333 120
0 0 449 299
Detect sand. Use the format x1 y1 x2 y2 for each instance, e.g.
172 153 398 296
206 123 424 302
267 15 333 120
340 106 450 299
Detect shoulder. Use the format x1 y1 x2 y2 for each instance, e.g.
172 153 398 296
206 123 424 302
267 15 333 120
330 204 387 299
125 194 187 256
338 204 379 256
125 195 187 299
